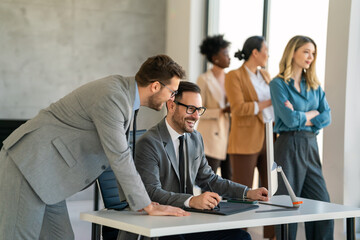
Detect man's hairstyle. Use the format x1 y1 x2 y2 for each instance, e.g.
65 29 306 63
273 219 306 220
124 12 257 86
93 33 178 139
174 81 201 101
200 35 231 63
135 54 186 87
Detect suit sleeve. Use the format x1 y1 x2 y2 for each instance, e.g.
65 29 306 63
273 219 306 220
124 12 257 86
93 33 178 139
193 133 247 199
91 93 151 211
269 79 307 129
310 87 331 130
134 136 192 208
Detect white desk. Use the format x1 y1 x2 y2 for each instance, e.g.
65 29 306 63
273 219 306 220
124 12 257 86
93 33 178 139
81 195 360 240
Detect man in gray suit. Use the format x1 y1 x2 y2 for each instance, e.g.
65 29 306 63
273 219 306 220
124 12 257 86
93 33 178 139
0 55 190 240
135 81 269 240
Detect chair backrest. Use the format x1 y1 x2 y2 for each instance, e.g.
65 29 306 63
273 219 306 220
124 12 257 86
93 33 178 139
96 169 124 240
97 167 128 210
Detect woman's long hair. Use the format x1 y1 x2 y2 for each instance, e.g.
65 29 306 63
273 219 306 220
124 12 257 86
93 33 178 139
277 35 320 90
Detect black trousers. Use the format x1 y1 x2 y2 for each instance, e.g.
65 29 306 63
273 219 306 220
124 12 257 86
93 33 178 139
274 131 334 240
160 228 251 240
206 154 232 180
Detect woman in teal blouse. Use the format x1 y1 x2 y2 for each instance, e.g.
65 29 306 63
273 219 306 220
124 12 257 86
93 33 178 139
269 35 334 240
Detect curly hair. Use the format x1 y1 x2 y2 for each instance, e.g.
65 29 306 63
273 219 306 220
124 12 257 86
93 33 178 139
199 35 231 63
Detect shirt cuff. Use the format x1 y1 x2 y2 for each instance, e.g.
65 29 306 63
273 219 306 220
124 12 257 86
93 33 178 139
298 111 308 127
310 116 321 129
254 102 259 115
184 196 193 207
243 187 251 199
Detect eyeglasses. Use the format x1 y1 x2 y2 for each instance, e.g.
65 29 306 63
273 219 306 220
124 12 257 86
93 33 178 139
174 100 206 116
159 82 178 98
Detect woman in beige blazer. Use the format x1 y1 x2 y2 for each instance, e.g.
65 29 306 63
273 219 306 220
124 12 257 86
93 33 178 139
196 35 232 179
225 36 274 239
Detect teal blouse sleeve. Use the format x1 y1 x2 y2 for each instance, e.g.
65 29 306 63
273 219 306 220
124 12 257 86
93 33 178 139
269 77 331 134
310 87 331 131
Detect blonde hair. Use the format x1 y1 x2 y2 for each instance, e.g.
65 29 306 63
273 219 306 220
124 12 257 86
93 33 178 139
276 35 320 90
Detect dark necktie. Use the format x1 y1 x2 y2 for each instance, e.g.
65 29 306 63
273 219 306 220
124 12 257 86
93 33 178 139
178 135 185 193
132 109 139 158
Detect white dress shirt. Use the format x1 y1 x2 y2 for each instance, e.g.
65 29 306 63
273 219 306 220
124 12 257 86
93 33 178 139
165 118 192 207
245 66 274 123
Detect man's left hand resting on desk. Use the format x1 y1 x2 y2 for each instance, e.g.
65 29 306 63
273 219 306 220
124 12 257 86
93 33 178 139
246 187 269 201
142 202 191 217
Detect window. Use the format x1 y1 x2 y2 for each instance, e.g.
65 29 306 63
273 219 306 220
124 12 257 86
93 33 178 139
209 0 264 71
268 0 329 160
268 0 329 83
210 0 329 160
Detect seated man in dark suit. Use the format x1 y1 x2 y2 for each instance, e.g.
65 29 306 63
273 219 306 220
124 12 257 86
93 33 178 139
134 81 269 240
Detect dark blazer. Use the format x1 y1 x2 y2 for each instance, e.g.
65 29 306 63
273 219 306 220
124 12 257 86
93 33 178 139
134 118 247 208
2 75 151 210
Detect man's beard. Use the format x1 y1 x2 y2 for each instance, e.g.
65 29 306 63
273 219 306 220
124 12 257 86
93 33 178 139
147 92 163 111
171 110 197 133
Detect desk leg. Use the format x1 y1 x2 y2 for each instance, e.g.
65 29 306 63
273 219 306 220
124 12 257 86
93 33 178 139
91 223 100 240
280 224 288 240
346 218 355 240
91 183 101 240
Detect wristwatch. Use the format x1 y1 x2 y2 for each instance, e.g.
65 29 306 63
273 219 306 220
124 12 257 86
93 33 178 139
244 187 252 199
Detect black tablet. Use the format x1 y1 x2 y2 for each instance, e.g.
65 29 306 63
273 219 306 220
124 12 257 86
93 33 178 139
184 201 259 216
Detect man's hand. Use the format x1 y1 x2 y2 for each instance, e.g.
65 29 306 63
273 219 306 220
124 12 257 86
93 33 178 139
246 187 269 201
143 202 190 217
189 192 221 210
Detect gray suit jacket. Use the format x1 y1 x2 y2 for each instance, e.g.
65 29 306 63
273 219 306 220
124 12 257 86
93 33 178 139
2 75 151 210
134 118 247 208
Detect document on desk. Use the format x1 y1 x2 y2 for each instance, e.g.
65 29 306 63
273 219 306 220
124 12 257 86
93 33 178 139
184 201 259 216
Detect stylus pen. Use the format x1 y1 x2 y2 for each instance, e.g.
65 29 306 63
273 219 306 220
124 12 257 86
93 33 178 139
207 182 220 209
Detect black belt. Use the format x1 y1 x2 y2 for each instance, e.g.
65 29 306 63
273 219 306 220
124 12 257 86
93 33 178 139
280 130 316 138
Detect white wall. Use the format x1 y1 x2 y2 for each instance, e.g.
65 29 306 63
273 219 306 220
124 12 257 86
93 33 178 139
138 0 207 131
323 0 360 238
166 0 206 83
0 0 166 120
